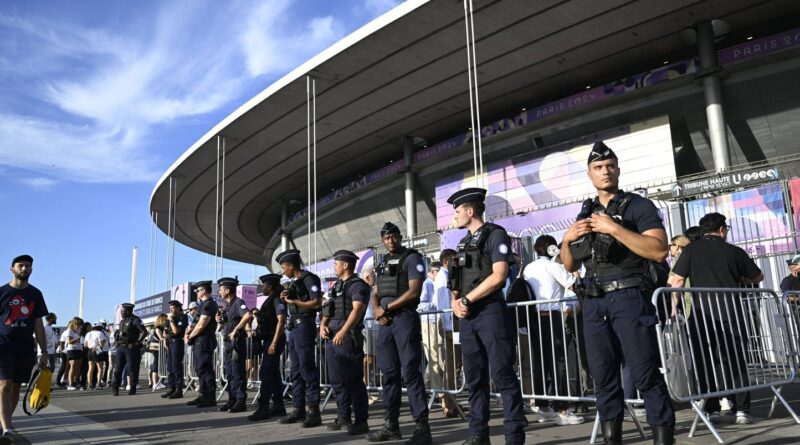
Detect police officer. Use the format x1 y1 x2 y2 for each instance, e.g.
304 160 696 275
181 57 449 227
112 302 147 396
161 300 188 399
320 250 371 436
560 142 675 445
369 222 431 445
217 277 252 413
447 189 527 445
184 281 219 408
248 273 288 421
276 249 323 428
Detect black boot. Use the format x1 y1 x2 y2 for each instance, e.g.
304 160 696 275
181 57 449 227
249 404 271 421
327 416 353 431
461 432 490 445
348 420 370 435
229 399 247 413
601 420 623 445
128 387 137 395
269 402 287 417
186 395 203 406
112 386 120 396
367 416 402 442
405 417 432 445
161 388 175 399
218 399 235 412
196 394 218 408
279 407 307 424
303 405 322 428
652 425 675 445
168 390 183 399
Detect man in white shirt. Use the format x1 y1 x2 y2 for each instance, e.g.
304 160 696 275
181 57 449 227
417 263 443 402
39 313 58 370
521 235 583 426
434 250 460 417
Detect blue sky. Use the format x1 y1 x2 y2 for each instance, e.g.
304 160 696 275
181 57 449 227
0 0 402 325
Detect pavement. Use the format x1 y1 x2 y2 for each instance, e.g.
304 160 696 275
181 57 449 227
10 383 800 444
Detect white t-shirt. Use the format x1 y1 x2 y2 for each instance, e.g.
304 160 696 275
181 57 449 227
85 330 107 352
522 257 576 311
62 329 83 351
39 323 57 355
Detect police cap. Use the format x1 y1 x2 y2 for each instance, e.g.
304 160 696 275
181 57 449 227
217 277 239 290
446 187 486 209
332 250 359 262
11 254 33 266
259 273 282 286
276 249 302 266
192 280 213 292
587 141 618 164
380 222 401 237
788 254 800 267
121 303 135 310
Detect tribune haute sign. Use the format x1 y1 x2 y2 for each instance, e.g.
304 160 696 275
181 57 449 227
673 168 780 196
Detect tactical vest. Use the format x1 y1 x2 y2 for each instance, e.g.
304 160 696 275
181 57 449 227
287 270 319 317
256 294 280 341
376 248 420 305
329 276 368 321
451 223 504 300
223 297 246 336
166 314 188 341
115 316 142 345
196 299 218 337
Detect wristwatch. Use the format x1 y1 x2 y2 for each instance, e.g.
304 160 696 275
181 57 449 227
381 302 390 313
460 296 471 307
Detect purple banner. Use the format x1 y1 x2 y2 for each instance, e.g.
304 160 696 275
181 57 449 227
717 28 800 66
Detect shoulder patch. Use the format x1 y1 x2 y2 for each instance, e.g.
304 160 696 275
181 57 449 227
498 243 509 254
311 285 319 293
416 263 425 273
240 304 247 310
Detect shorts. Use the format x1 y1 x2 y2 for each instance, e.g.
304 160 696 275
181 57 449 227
88 351 110 362
66 350 83 361
149 351 158 373
0 350 36 384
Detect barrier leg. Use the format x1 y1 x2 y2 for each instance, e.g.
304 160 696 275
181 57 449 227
252 387 261 405
217 380 228 401
589 413 601 445
427 390 437 410
771 385 800 424
689 400 725 444
624 403 647 440
321 388 334 411
769 386 781 419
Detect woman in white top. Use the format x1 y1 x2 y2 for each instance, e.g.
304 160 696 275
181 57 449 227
63 317 84 390
84 322 109 390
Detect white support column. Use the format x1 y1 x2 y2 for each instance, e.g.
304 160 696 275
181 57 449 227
130 246 138 304
79 277 85 319
404 137 416 239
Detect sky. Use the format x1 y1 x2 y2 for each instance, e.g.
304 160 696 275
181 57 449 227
0 0 403 325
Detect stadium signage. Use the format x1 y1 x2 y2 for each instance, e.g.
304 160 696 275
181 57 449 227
134 290 171 319
675 167 780 195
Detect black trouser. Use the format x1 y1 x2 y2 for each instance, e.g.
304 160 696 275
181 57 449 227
57 352 68 384
113 346 142 390
167 340 185 391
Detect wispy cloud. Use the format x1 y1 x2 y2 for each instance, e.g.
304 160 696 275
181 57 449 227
16 177 58 190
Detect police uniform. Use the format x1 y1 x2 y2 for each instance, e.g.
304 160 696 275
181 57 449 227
572 142 675 444
218 277 249 413
446 189 527 445
249 274 287 421
368 222 431 445
276 249 323 428
162 300 188 399
323 250 371 435
112 303 146 396
187 281 219 408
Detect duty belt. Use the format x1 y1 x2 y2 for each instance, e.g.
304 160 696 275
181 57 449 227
598 277 643 294
289 316 315 329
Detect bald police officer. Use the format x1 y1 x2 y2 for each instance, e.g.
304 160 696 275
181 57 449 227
448 188 528 445
112 302 147 396
320 250 371 436
184 281 219 408
249 273 288 421
276 249 323 428
561 142 675 445
369 222 432 445
217 277 252 413
161 300 188 399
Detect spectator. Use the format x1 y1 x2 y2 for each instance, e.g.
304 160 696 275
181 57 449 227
149 314 168 390
62 317 84 390
0 255 49 442
668 235 692 319
79 322 91 390
84 321 109 390
684 226 703 242
434 249 460 417
360 267 380 404
98 320 111 387
40 313 58 370
417 262 443 396
780 254 800 293
107 324 118 387
668 212 763 425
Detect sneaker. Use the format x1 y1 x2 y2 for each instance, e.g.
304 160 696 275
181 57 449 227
79 387 86 391
125 385 131 391
535 407 558 423
720 398 732 413
155 383 165 390
735 411 752 425
67 386 77 391
555 409 585 425
708 411 721 425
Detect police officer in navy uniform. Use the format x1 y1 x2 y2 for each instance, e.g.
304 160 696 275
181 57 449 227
184 280 219 408
560 142 675 445
112 303 147 396
276 249 323 428
320 250 371 436
216 277 252 413
161 300 188 399
369 222 432 445
447 189 527 445
249 273 288 422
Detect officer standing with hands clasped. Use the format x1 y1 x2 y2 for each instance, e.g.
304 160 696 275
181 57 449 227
560 141 675 445
320 250 371 436
248 273 287 422
161 300 188 399
216 277 252 413
276 249 323 428
184 280 219 408
112 303 147 396
447 188 528 445
369 222 432 445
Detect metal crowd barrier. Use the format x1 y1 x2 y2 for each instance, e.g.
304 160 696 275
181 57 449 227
153 340 169 391
653 287 800 444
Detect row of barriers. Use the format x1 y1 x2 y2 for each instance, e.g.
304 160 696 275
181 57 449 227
145 288 800 444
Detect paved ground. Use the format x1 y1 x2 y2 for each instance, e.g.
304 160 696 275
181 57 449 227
10 383 800 444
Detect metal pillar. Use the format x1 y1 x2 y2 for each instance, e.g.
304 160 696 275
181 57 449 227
696 21 730 172
404 137 416 239
130 246 138 304
281 201 290 253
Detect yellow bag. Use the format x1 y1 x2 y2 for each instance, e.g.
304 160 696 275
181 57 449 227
23 365 52 415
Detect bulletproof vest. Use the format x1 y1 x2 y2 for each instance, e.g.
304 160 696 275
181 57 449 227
329 276 367 321
223 297 246 336
196 299 218 337
451 223 504 300
376 247 420 305
585 191 650 281
287 270 319 317
256 294 279 341
166 314 188 340
116 316 141 344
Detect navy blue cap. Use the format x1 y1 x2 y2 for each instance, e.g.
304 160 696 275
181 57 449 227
192 281 213 292
276 249 302 266
217 277 239 289
11 255 33 266
259 273 282 285
447 187 486 208
333 250 359 262
588 141 617 164
121 303 135 309
380 222 401 236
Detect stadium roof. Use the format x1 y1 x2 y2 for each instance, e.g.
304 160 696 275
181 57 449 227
150 0 800 265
